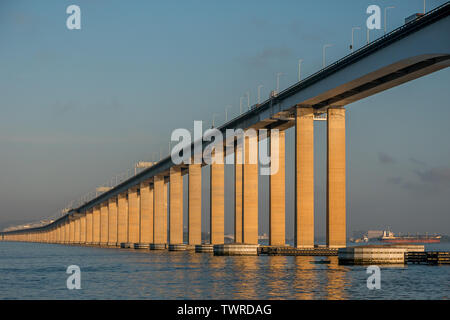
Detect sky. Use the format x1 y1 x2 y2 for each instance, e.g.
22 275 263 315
0 0 449 238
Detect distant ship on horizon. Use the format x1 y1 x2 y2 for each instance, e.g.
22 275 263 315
380 230 441 244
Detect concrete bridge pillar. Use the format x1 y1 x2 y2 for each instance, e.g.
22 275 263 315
100 202 109 245
69 220 75 244
188 164 202 246
210 148 224 245
108 197 118 246
60 223 64 243
64 221 70 244
295 106 315 248
139 181 153 245
169 167 183 245
74 218 80 244
326 107 346 248
86 208 93 245
63 225 66 244
269 130 286 246
234 140 243 243
117 193 128 245
92 205 101 245
128 187 140 244
242 134 258 244
80 215 86 245
164 179 168 241
56 225 61 243
153 175 167 245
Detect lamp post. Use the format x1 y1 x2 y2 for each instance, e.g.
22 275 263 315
257 85 263 104
424 0 426 13
276 72 284 94
323 44 333 68
351 27 360 52
298 59 303 81
225 105 232 122
246 91 250 110
240 97 244 114
384 6 395 34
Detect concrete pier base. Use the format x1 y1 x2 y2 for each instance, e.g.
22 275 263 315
168 244 187 251
389 244 425 252
195 244 214 253
150 243 167 250
134 243 150 249
214 244 259 256
338 245 425 265
120 242 134 249
107 242 119 247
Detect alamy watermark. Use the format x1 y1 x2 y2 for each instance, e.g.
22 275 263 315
66 265 81 290
366 265 381 290
66 5 81 30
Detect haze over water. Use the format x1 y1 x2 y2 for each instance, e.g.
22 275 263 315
0 242 449 300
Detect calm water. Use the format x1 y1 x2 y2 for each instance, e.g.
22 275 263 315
0 242 449 300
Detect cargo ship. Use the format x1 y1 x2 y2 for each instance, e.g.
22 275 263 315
381 230 441 243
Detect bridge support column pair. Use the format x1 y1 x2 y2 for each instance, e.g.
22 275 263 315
295 106 346 249
233 130 285 246
153 175 168 246
185 154 225 247
139 181 154 245
153 166 193 248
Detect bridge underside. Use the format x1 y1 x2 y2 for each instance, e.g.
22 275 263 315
259 54 450 130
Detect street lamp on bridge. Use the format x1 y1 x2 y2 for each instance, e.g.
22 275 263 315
257 85 264 104
225 105 232 122
246 91 250 110
276 72 284 94
298 59 303 81
212 113 218 128
351 27 361 52
323 44 333 68
384 6 395 34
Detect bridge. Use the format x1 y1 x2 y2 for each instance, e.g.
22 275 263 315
2 3 449 253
